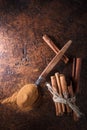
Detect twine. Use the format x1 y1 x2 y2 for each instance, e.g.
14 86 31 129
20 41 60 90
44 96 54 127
46 82 84 118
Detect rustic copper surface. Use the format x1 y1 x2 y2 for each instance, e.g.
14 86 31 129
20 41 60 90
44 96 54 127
0 0 87 130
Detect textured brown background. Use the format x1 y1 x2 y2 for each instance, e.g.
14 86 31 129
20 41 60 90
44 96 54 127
0 0 87 130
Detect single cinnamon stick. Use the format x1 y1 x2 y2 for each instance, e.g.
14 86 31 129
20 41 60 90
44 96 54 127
42 35 69 64
75 58 82 93
68 82 79 121
60 74 72 114
51 76 62 116
72 58 82 94
55 72 65 113
72 58 76 79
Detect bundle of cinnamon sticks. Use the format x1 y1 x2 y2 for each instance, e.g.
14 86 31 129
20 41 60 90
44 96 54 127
50 71 81 121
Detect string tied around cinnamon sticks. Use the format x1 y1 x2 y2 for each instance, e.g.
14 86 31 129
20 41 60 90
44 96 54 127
46 82 84 118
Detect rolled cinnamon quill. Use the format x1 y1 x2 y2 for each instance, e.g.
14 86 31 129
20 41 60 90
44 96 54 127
55 72 65 113
51 76 62 116
60 74 72 113
75 58 82 93
72 58 82 94
72 58 76 79
68 82 79 121
43 35 69 64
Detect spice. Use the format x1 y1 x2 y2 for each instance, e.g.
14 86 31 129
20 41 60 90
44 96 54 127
60 74 72 113
43 34 69 63
51 75 62 116
55 72 65 113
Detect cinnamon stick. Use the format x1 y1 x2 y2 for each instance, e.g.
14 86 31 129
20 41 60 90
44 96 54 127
68 82 79 121
55 72 65 113
72 58 82 94
43 35 69 64
51 76 62 116
60 74 72 114
72 58 76 79
75 58 82 93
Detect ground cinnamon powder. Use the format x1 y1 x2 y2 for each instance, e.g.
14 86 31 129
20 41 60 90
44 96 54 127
16 84 39 111
0 84 39 112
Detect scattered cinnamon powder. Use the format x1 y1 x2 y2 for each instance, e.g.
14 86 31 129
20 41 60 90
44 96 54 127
0 84 39 112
